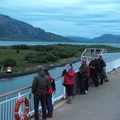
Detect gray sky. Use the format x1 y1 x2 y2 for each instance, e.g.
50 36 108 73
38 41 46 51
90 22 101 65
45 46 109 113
0 0 120 38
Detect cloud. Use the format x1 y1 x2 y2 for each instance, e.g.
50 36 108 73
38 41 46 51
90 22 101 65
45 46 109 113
0 0 120 38
0 0 82 9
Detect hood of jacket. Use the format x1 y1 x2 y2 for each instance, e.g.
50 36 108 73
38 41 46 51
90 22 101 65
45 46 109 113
38 70 45 77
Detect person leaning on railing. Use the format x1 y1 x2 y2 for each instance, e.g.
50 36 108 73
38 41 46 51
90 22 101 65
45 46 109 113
79 60 88 95
62 63 75 104
99 55 109 82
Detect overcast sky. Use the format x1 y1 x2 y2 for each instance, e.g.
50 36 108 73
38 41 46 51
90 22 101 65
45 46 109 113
0 0 120 38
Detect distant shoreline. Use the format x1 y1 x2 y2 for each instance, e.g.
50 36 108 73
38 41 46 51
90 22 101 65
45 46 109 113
0 58 79 79
0 41 120 48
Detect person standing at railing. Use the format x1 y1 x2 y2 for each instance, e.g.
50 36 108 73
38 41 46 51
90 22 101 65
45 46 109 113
62 63 75 104
89 57 99 87
32 66 51 120
79 60 89 94
43 68 53 118
99 55 109 82
97 55 106 85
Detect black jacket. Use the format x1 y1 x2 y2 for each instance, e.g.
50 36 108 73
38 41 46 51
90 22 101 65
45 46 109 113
97 58 106 68
79 64 88 77
89 59 99 71
32 70 50 95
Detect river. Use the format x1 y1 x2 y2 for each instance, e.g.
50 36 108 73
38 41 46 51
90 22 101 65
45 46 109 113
1 40 120 48
0 41 120 95
0 62 80 95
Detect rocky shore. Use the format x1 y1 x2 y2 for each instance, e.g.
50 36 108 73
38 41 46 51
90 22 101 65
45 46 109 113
0 58 80 79
0 69 37 79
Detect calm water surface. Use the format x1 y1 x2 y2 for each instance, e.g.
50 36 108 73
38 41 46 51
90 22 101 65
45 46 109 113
0 41 120 95
1 40 120 48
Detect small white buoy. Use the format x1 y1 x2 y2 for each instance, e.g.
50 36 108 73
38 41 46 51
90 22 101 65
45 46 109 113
7 66 12 73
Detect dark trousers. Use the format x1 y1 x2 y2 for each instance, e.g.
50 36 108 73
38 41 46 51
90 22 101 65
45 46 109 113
98 69 104 84
81 76 87 94
85 76 89 91
90 70 99 86
102 67 109 81
65 85 74 96
46 94 53 116
34 94 47 120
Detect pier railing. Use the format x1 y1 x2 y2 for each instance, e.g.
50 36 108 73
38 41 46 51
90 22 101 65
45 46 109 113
0 76 65 120
1 57 120 120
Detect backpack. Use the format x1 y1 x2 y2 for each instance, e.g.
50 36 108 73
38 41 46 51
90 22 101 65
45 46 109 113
50 78 56 94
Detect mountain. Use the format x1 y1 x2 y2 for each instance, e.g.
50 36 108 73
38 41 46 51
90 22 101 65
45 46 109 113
68 34 120 43
0 14 73 42
1 14 120 43
91 34 120 43
67 36 91 42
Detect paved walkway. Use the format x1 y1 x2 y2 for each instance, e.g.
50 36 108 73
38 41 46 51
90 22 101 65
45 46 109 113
30 69 120 120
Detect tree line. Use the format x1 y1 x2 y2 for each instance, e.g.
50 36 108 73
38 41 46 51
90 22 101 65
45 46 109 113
0 44 120 69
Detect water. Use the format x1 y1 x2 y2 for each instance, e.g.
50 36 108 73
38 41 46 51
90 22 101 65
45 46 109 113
1 52 120 95
1 41 120 95
102 53 120 62
1 40 120 48
0 62 80 95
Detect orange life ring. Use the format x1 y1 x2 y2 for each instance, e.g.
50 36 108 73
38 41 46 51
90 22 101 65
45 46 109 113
14 97 29 120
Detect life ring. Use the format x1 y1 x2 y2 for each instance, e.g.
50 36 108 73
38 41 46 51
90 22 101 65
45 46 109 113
14 97 29 120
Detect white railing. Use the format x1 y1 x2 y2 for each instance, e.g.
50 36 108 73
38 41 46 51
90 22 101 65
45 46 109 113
0 86 32 120
1 57 120 120
0 76 65 120
81 48 107 63
106 58 120 73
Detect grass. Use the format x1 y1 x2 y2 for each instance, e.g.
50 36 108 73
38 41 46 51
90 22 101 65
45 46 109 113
0 44 120 73
0 48 80 72
0 48 39 72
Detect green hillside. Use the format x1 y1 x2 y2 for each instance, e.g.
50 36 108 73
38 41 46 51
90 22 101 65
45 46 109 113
0 14 73 42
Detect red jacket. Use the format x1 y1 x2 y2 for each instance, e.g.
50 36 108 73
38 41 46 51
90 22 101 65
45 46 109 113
46 73 53 94
64 68 75 85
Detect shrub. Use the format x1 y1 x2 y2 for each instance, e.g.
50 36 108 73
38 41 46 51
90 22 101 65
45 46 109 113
4 58 16 67
46 53 58 62
0 59 4 66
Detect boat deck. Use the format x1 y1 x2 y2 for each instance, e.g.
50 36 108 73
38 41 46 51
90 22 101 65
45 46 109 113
29 68 120 120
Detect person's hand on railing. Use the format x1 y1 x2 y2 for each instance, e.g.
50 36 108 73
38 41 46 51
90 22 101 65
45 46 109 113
62 69 67 76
